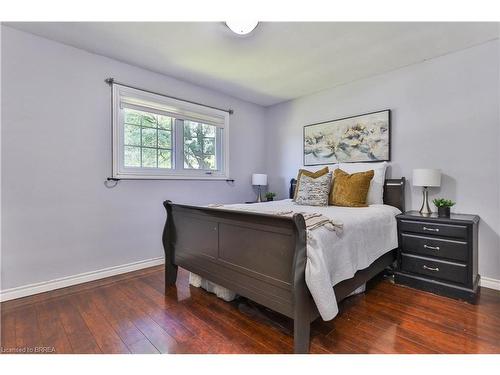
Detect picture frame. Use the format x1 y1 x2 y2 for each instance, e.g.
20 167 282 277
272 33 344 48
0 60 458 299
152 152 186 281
303 109 391 165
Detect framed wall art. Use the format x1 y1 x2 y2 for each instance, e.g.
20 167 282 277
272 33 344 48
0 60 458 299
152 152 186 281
303 109 391 165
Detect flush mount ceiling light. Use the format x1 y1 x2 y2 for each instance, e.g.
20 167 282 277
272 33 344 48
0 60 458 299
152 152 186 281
225 21 259 36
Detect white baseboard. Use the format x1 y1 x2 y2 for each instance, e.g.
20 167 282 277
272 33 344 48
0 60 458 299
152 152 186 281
2 257 498 302
480 276 500 291
0 257 165 302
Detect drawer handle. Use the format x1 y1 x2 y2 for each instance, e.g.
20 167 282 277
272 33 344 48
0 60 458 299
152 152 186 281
424 244 440 250
423 265 439 272
423 226 439 232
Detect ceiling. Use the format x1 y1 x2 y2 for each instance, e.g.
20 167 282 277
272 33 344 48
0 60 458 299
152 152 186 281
6 22 499 106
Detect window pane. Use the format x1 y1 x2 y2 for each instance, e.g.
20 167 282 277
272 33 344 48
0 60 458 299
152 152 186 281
184 141 202 169
158 149 172 169
124 146 141 167
202 124 216 137
184 137 202 154
203 138 215 154
158 130 171 149
142 148 157 168
141 113 157 128
141 128 157 147
124 124 141 146
183 121 218 170
124 109 141 125
184 122 202 169
158 115 172 130
184 121 199 138
203 155 216 170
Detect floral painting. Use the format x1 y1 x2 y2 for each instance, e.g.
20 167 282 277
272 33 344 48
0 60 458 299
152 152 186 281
303 110 390 165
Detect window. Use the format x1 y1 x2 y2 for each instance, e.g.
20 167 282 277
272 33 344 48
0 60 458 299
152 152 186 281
123 108 173 169
112 84 229 179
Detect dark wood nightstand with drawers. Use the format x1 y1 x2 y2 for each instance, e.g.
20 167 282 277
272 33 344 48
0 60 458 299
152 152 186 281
394 211 480 303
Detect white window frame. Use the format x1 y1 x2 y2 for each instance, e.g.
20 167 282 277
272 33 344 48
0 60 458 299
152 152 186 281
112 84 230 180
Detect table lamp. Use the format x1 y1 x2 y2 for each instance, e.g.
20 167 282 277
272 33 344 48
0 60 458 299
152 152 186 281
252 173 267 202
412 169 441 215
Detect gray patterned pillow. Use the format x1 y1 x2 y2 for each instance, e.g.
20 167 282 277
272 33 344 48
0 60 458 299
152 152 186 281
295 172 332 206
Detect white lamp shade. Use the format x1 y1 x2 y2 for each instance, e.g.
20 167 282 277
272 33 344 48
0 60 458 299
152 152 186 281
412 169 441 187
252 173 267 186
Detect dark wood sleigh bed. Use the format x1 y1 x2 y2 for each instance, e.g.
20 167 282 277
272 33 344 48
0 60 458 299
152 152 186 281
162 177 405 353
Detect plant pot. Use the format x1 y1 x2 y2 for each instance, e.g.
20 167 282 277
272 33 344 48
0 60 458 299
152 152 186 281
266 197 274 202
438 206 450 217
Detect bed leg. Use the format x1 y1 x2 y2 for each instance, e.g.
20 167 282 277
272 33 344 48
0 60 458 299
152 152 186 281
291 213 311 354
293 296 311 354
163 200 178 287
294 314 311 354
165 262 178 287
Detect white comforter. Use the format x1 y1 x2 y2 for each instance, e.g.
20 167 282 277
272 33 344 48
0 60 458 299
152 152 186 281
219 199 400 320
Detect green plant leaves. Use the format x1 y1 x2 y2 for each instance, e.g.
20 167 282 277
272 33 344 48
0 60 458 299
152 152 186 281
432 198 456 207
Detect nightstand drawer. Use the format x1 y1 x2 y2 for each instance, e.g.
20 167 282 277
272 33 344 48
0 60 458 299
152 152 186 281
401 253 467 285
399 220 467 239
401 233 468 262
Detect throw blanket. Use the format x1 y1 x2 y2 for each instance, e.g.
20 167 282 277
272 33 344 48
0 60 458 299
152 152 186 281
207 204 343 235
271 210 343 237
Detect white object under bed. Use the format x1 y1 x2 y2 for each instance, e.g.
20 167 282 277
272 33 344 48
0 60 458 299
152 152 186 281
189 199 400 321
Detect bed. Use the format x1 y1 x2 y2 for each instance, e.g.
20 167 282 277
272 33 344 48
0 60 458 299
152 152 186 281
162 177 405 353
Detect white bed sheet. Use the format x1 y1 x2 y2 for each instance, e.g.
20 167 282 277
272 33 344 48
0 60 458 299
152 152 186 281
219 199 400 320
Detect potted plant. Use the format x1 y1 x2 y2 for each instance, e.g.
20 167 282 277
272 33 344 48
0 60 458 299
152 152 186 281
265 192 276 202
432 198 455 218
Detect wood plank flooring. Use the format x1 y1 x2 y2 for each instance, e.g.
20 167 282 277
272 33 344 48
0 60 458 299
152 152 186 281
2 266 500 354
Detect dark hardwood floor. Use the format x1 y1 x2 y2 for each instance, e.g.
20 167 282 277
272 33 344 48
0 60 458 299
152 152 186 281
2 266 500 354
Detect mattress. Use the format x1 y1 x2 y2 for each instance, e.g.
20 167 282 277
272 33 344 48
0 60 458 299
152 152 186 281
191 199 400 320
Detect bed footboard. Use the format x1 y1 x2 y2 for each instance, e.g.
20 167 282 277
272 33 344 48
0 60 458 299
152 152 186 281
162 200 312 353
162 200 397 353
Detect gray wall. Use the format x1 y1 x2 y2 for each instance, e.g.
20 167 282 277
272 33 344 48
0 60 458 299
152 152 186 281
265 40 500 280
1 26 266 290
2 26 500 292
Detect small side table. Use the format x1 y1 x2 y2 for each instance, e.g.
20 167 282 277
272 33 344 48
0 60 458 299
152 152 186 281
394 210 480 303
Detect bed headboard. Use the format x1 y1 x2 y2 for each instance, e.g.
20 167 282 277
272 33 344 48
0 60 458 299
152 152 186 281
289 177 405 212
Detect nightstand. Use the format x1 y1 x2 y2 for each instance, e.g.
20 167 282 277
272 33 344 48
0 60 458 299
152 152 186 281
394 211 480 303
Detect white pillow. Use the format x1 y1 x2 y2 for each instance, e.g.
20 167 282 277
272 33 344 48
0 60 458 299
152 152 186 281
338 162 388 205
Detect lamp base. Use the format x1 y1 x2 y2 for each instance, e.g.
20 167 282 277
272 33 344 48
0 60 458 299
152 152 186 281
256 185 262 202
419 187 432 215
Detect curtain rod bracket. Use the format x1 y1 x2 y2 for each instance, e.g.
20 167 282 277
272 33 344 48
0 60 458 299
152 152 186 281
104 177 119 188
105 77 114 86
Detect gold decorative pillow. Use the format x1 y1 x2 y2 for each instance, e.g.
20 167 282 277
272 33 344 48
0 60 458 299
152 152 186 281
330 169 374 207
293 167 329 200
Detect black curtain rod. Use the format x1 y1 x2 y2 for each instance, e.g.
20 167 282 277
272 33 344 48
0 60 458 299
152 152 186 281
107 177 235 182
104 176 235 188
105 78 234 115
